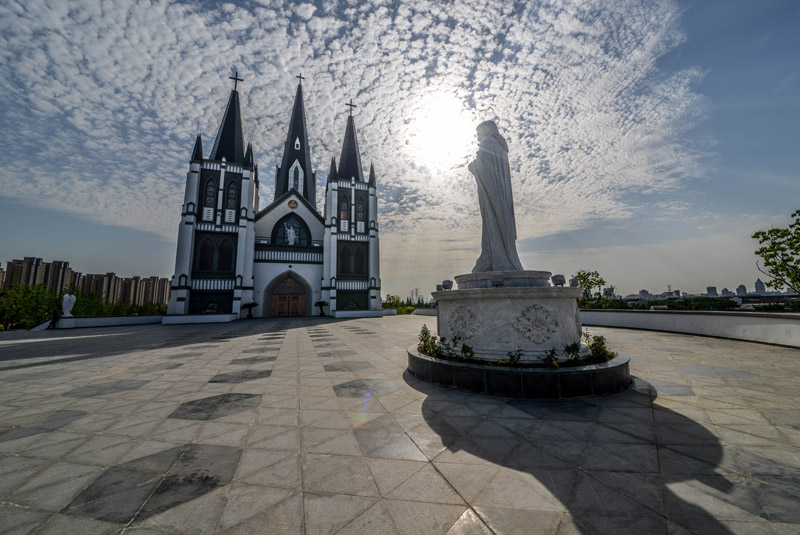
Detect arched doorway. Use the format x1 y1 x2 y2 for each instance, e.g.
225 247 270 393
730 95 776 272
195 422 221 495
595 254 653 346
267 275 308 317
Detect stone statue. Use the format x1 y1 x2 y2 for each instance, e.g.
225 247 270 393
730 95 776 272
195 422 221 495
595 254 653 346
62 294 76 317
284 223 296 246
468 120 524 272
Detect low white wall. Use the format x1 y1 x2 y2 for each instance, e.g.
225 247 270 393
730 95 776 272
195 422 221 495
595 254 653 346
332 310 384 319
162 314 238 325
412 308 438 316
54 315 163 329
382 309 398 316
581 310 800 348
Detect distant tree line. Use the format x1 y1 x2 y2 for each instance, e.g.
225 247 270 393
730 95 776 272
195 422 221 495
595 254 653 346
0 284 166 331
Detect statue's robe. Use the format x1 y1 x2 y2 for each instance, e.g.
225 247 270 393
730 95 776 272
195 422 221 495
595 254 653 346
468 134 524 272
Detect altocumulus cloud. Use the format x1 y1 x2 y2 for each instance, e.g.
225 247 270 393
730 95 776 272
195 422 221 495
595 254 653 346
0 0 708 272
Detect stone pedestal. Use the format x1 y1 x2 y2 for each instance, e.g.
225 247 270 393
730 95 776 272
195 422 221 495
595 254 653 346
432 271 588 362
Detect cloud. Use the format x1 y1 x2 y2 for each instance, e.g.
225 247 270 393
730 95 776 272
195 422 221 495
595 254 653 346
0 0 710 270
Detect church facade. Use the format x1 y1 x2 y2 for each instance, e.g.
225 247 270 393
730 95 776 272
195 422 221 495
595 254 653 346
166 77 382 319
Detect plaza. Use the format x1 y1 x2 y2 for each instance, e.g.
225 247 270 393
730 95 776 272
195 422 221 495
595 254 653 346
0 316 798 535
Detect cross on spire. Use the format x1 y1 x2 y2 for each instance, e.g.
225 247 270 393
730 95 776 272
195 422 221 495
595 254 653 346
229 71 244 91
345 98 357 116
296 73 305 85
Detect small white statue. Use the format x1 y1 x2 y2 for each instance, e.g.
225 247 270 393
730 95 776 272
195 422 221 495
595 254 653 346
284 223 296 246
468 120 524 272
62 294 76 317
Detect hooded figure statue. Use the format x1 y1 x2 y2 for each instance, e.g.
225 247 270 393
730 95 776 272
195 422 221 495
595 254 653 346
468 120 524 272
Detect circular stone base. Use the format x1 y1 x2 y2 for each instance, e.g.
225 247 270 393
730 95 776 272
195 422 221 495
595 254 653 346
407 345 631 399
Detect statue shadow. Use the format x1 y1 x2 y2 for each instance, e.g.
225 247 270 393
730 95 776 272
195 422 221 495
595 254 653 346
407 373 765 535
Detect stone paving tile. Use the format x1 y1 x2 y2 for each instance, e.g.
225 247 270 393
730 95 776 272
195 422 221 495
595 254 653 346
0 317 798 534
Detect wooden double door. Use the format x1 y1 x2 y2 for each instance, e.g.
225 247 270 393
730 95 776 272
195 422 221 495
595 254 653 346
269 277 306 317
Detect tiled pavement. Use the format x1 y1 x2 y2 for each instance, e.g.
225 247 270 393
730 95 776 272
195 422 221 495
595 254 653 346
0 316 799 535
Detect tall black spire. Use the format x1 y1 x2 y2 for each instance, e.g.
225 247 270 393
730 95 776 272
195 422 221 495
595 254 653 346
338 114 364 182
327 156 337 189
209 87 245 164
274 79 316 207
368 162 376 186
191 134 203 161
244 142 254 167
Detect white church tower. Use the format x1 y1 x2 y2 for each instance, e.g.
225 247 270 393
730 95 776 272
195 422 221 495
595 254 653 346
167 73 257 317
321 105 382 316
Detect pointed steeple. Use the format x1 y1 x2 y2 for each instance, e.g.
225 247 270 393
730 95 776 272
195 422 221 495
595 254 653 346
191 134 203 161
337 114 364 182
274 80 316 207
368 163 376 187
244 142 254 167
209 89 245 164
327 156 337 187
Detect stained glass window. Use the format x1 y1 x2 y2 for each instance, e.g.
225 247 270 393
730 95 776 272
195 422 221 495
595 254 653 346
226 182 237 209
357 198 364 221
293 167 300 190
340 195 349 221
204 179 216 207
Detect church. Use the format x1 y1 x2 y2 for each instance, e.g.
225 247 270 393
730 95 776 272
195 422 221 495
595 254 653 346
166 74 382 319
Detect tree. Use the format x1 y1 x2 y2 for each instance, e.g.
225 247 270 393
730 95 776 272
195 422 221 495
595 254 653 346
573 270 606 308
752 210 800 293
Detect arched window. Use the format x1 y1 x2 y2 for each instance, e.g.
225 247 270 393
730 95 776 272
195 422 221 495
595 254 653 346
339 247 351 274
218 239 234 272
197 239 214 271
293 167 300 190
354 248 366 274
226 182 237 209
272 215 309 246
340 195 349 221
204 179 216 207
356 198 364 221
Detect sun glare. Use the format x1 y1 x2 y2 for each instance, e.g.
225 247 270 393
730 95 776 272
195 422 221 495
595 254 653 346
408 95 476 173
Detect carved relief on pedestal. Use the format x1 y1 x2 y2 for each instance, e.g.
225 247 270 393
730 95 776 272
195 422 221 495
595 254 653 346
448 305 481 341
575 308 582 339
513 304 557 344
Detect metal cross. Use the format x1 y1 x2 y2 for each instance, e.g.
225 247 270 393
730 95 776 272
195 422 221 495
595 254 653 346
346 98 357 116
296 73 305 84
229 71 244 90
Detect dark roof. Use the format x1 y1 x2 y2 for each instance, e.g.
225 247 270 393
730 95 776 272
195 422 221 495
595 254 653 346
209 89 245 164
337 115 364 182
275 83 315 206
191 134 203 161
368 163 376 186
255 188 324 224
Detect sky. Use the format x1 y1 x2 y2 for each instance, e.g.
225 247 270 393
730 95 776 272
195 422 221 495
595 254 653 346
0 0 798 298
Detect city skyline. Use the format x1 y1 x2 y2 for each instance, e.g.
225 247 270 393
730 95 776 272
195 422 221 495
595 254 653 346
1 0 798 297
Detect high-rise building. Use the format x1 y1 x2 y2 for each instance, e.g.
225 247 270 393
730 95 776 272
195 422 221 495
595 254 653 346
754 278 766 294
736 284 747 296
42 260 71 295
721 288 733 296
3 257 44 289
167 74 381 318
0 266 4 289
706 286 718 297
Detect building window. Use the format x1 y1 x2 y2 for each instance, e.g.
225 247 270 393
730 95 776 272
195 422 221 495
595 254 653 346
204 179 216 207
354 248 366 274
197 239 214 271
294 137 300 150
339 247 351 274
272 215 310 246
226 182 237 209
293 167 299 190
218 239 234 272
340 195 349 221
356 198 364 221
